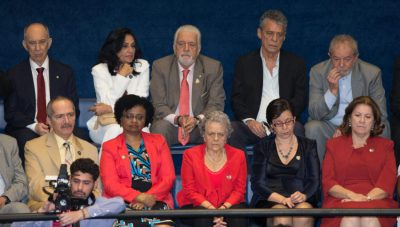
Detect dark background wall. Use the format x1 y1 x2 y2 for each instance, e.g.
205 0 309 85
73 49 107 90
1 0 399 119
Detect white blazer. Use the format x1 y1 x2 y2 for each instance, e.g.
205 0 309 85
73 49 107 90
87 59 150 143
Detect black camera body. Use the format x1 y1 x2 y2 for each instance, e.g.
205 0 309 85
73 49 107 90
47 164 90 213
53 164 71 213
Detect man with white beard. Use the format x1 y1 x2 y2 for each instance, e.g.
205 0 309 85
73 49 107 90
150 25 225 146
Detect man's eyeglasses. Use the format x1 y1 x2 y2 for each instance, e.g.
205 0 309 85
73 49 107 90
123 113 145 121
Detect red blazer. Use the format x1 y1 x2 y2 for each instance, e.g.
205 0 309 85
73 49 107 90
322 135 396 207
100 132 176 208
177 144 247 207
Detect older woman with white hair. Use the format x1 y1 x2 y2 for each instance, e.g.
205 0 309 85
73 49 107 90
177 110 248 227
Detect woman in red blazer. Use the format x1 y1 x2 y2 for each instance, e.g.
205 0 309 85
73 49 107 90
100 95 175 227
322 96 397 227
177 111 248 227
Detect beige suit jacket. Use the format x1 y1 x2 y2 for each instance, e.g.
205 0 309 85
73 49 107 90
24 132 99 211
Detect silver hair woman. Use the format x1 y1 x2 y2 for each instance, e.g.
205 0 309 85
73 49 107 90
178 110 248 227
199 111 233 138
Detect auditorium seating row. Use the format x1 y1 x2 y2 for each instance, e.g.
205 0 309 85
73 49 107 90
0 98 256 209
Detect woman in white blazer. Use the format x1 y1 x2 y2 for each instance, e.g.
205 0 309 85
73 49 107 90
87 28 150 145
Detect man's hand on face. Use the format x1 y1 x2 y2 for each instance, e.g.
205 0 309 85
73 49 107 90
327 68 341 96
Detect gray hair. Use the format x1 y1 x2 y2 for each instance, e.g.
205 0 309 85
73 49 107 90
23 22 50 40
259 10 288 31
46 96 75 117
199 111 233 138
329 34 359 56
173 25 202 51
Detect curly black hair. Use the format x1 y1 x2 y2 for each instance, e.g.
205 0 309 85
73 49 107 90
70 158 99 181
114 94 154 127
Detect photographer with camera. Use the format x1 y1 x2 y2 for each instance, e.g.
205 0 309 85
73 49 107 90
24 96 99 211
12 158 125 227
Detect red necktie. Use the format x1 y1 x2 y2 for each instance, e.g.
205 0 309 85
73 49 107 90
178 69 190 145
36 67 46 123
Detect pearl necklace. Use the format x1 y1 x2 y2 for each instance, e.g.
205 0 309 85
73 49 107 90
276 136 295 160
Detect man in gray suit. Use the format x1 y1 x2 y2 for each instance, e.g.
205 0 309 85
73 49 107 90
305 34 389 163
150 25 225 145
0 134 30 226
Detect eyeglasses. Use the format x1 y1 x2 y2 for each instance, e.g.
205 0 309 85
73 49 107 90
271 119 295 128
262 30 285 40
176 41 198 49
123 113 145 121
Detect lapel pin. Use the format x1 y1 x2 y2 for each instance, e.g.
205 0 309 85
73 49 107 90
369 148 375 152
296 156 301 160
56 75 60 79
122 155 126 159
195 78 200 84
77 151 81 156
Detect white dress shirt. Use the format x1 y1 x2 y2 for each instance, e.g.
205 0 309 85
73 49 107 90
256 50 280 123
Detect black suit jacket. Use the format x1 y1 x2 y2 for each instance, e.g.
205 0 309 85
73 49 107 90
231 50 307 120
4 58 80 132
0 70 11 97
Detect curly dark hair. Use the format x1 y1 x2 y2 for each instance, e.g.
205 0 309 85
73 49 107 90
70 158 99 181
97 28 142 76
338 96 384 136
114 94 154 127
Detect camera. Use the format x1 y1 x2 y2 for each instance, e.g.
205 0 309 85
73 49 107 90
53 164 71 213
44 164 89 213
